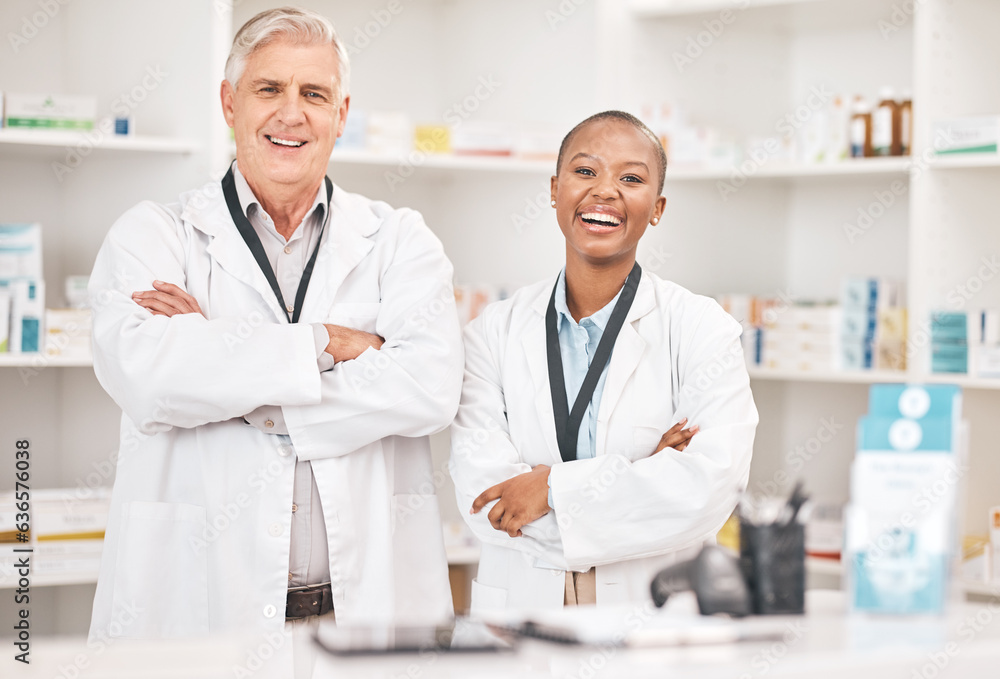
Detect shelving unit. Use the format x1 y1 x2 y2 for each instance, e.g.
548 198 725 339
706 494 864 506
0 354 92 368
325 147 912 181
3 0 997 636
0 0 231 637
0 128 199 154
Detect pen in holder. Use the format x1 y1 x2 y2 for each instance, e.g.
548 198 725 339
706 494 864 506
739 482 808 615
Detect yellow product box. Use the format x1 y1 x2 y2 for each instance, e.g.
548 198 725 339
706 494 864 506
414 125 450 154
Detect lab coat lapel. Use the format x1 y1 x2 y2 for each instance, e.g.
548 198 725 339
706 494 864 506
597 274 655 450
298 185 376 322
184 183 289 323
524 278 562 465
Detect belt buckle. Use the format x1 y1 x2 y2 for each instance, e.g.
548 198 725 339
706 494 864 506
286 582 333 621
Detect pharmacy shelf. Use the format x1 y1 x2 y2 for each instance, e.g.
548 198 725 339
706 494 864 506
926 153 1000 170
322 148 911 181
0 567 99 589
0 128 199 155
747 367 1000 390
227 142 556 174
0 354 93 368
667 157 911 181
329 149 554 174
806 556 843 577
627 0 898 31
629 0 828 15
807 558 1000 598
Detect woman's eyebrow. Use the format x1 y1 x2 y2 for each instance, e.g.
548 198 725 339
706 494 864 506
620 161 650 171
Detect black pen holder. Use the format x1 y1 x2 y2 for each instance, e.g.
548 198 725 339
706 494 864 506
739 521 805 615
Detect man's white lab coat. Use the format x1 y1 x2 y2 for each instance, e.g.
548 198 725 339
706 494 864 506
88 178 462 641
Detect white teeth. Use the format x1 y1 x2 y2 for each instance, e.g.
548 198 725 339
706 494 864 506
581 212 622 226
268 136 305 147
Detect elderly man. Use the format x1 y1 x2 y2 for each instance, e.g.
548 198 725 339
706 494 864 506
87 5 461 655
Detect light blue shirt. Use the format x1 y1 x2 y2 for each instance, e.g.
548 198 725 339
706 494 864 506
547 269 625 508
553 268 624 461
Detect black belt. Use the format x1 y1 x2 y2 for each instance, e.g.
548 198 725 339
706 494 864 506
286 582 334 620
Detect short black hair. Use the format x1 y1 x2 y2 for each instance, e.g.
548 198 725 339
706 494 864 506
556 110 668 195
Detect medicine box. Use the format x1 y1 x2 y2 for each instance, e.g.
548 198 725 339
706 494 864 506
4 93 96 131
932 116 1000 155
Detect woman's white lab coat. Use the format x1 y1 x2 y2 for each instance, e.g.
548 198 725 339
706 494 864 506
449 272 758 614
87 178 462 642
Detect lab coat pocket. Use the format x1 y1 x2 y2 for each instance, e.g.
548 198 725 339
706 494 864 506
327 302 381 334
111 501 209 639
470 578 508 613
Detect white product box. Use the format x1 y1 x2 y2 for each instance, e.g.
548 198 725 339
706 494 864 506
64 275 90 309
45 308 92 359
0 223 43 280
452 122 515 157
976 345 1000 379
4 93 97 131
932 116 1000 155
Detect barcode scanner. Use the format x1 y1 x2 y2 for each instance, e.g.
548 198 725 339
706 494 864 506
650 545 751 617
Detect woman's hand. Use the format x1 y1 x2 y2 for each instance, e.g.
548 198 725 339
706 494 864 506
471 465 551 538
654 418 699 453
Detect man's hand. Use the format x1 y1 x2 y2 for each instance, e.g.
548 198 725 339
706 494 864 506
471 465 551 538
323 324 385 363
654 418 699 453
132 280 205 317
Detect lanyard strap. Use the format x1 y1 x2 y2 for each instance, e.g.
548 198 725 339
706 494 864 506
221 167 333 324
545 262 642 463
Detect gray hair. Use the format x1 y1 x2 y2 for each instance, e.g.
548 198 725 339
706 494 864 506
225 6 351 100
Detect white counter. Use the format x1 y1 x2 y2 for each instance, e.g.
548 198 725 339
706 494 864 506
5 591 1000 678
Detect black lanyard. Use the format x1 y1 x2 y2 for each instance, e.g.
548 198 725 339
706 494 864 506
221 167 333 324
545 262 642 463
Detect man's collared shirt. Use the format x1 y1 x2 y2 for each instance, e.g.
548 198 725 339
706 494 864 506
232 161 332 589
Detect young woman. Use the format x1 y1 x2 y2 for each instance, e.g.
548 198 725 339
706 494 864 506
449 111 758 612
